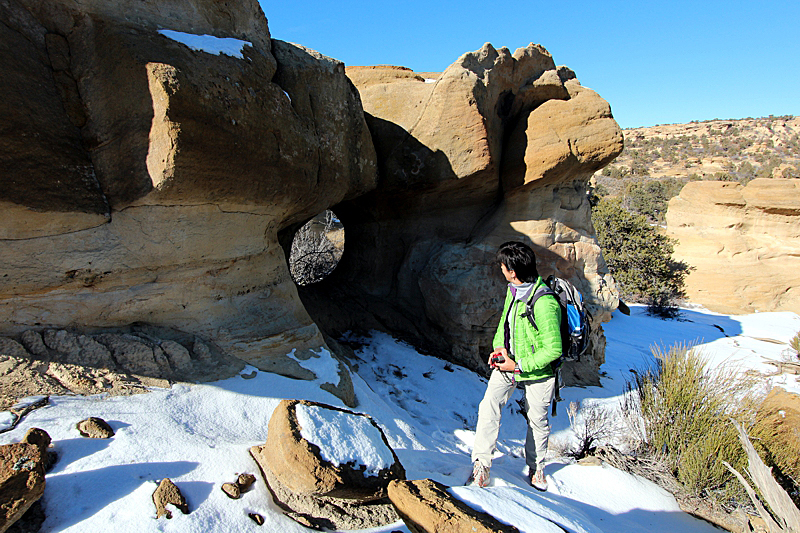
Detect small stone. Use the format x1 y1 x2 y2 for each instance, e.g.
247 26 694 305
237 473 256 491
22 428 51 453
248 512 264 526
221 482 240 499
76 416 114 438
153 478 189 519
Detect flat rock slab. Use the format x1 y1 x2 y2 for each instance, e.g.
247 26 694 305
388 478 520 533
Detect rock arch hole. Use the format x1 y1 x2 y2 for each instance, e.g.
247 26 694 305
289 210 345 286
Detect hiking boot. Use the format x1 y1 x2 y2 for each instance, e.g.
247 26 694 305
467 461 489 487
529 466 547 491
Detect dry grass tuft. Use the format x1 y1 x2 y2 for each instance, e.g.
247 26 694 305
623 343 765 508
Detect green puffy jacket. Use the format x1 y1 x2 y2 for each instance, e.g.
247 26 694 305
492 276 562 381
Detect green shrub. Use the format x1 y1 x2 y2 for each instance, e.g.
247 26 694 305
622 178 686 223
791 331 800 358
625 344 763 507
592 197 691 317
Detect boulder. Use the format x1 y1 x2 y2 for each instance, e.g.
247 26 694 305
249 399 403 530
666 179 800 314
0 443 46 533
387 478 519 533
21 428 57 473
252 399 404 500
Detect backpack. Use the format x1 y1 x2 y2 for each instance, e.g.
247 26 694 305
522 275 591 415
523 276 590 362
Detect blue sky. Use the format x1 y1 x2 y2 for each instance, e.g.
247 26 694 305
259 1 798 129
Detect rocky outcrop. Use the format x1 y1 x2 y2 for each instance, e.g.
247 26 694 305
302 45 622 384
250 399 403 529
0 0 375 404
2 0 621 397
604 116 800 181
0 328 241 409
388 478 519 533
666 179 800 315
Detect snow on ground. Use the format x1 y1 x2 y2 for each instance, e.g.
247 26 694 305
2 305 798 532
158 29 251 58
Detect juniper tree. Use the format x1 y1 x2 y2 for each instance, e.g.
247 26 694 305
592 197 691 318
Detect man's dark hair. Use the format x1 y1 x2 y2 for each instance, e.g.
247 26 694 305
496 241 539 283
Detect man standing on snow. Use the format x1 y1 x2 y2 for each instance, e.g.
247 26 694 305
468 241 562 491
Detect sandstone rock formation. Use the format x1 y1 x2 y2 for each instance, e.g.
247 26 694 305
666 179 800 315
388 478 520 533
250 399 403 529
1 0 621 401
303 45 623 384
0 328 240 409
0 442 46 533
0 0 375 404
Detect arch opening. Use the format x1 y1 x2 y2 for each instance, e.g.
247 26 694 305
288 210 345 286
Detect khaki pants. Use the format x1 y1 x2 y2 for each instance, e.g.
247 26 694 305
472 370 555 473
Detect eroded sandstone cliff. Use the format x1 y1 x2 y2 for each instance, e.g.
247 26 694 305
0 0 375 403
1 0 623 399
666 178 800 315
300 45 623 385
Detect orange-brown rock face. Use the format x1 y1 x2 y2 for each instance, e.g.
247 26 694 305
300 44 623 384
666 179 800 315
0 0 376 400
1 0 622 392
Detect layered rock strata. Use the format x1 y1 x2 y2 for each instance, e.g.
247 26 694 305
303 45 623 384
0 0 375 403
666 179 800 315
1 0 621 395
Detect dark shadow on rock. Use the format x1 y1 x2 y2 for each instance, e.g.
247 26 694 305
289 114 503 375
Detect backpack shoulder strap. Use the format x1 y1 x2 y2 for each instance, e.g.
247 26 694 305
522 285 556 331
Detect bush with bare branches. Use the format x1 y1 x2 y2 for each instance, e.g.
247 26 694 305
289 211 344 286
